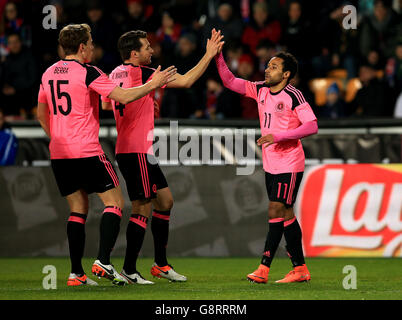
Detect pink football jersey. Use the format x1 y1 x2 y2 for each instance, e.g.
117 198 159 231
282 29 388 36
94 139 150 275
103 63 158 155
245 82 316 174
38 59 116 159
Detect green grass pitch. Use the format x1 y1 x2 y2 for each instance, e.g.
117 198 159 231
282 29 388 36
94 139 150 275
0 257 401 300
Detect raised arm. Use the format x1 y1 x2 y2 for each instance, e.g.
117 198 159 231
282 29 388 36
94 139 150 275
167 29 224 88
214 51 247 95
108 65 177 104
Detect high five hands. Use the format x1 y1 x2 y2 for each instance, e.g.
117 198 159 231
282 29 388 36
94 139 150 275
207 28 225 58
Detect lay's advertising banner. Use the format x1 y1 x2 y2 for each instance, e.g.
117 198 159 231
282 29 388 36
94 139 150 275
297 164 402 257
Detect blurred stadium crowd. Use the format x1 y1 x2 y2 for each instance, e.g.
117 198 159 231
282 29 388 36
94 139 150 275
0 0 402 121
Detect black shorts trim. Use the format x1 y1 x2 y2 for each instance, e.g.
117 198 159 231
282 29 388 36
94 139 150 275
265 172 303 208
51 154 119 197
116 153 168 201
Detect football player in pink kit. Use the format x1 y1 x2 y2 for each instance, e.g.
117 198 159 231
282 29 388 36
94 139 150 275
36 24 176 286
215 31 318 283
102 29 224 284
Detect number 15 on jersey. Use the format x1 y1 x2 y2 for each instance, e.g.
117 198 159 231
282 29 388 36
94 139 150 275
48 80 72 116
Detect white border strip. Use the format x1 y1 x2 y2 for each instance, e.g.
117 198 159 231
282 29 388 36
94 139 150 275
12 125 402 138
369 127 402 134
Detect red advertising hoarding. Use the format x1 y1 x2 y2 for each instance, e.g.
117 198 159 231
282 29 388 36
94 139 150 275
297 164 402 257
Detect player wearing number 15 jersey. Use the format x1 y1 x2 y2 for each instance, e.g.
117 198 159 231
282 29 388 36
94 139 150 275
36 24 176 287
215 32 318 284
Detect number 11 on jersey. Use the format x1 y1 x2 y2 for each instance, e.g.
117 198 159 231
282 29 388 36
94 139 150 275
264 112 271 128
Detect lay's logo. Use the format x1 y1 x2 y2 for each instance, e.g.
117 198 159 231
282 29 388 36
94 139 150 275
297 164 402 257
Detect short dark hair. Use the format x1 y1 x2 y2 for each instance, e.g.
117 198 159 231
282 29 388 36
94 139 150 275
274 51 298 82
58 24 91 55
117 30 147 61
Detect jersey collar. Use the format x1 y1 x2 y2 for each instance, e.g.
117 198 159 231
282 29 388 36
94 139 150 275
270 84 289 95
62 58 85 67
123 62 139 68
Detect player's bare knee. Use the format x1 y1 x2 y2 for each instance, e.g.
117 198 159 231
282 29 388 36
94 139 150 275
156 198 173 211
99 188 125 210
117 198 125 210
104 197 124 212
268 209 283 220
132 199 152 217
112 194 124 211
116 187 125 208
283 206 295 221
268 201 286 219
69 204 88 214
166 198 174 211
73 200 89 214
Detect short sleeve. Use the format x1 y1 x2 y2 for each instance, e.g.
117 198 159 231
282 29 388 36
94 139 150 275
294 102 317 123
86 65 117 97
38 83 47 104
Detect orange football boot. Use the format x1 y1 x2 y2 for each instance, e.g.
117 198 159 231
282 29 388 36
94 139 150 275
247 264 269 283
67 273 98 286
150 263 187 282
275 264 311 283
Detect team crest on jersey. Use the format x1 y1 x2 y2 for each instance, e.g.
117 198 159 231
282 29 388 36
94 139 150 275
275 102 285 112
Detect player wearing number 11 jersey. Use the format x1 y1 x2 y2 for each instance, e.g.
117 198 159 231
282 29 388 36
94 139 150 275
215 31 318 283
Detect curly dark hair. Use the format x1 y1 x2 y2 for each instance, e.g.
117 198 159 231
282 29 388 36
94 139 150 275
274 52 298 83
